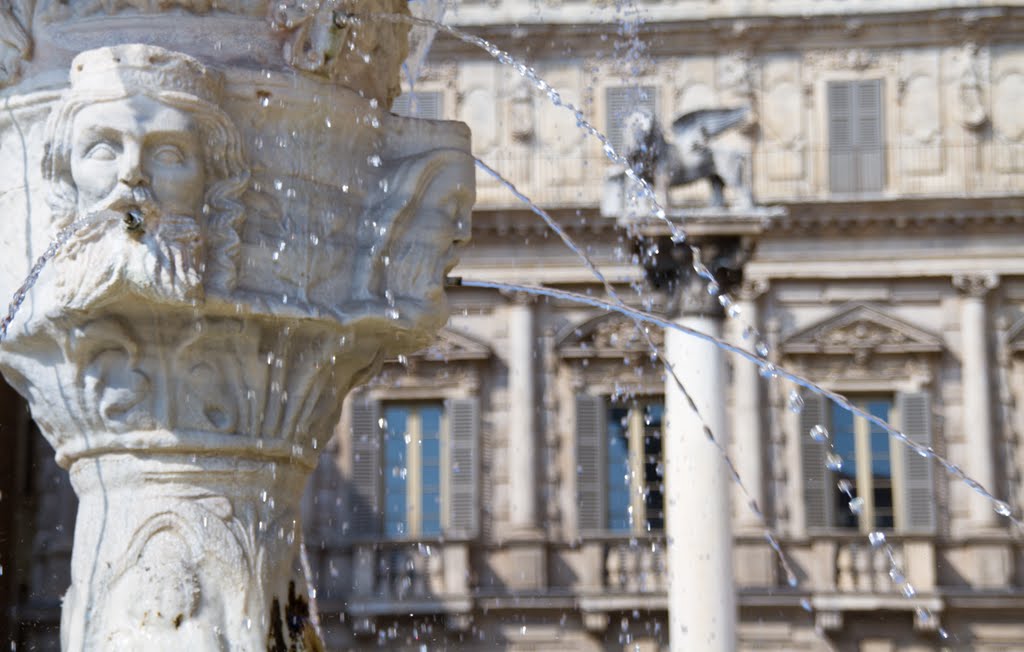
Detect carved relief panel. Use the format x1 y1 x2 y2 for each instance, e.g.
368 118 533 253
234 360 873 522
897 49 943 176
991 44 1024 173
761 54 806 183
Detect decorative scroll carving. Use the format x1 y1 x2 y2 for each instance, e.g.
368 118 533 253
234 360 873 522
953 272 1000 298
957 41 989 130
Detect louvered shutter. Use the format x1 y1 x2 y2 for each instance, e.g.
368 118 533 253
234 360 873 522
350 397 382 536
855 79 885 192
897 392 936 534
799 390 831 531
445 397 480 539
392 91 443 119
828 81 857 193
606 86 657 155
576 394 607 534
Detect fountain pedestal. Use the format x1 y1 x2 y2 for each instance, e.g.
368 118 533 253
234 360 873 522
0 7 473 650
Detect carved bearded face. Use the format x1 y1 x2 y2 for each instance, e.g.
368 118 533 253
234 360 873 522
58 94 207 307
70 95 205 217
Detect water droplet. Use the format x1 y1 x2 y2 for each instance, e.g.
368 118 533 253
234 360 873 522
706 281 720 296
368 154 382 167
995 500 1012 517
799 597 812 612
825 452 843 471
755 341 769 357
889 568 905 584
809 425 829 442
848 496 865 514
837 478 854 494
787 390 804 414
900 582 916 598
259 95 270 108
868 531 886 547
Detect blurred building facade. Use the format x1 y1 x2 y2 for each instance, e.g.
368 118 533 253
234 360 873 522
5 1 1024 650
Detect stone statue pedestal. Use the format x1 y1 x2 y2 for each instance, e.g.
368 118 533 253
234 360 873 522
0 6 474 650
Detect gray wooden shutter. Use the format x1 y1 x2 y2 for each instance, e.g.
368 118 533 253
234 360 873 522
349 397 382 536
828 81 857 193
576 394 607 534
855 79 885 192
829 79 885 193
445 397 480 539
799 390 830 531
606 86 657 154
392 91 443 119
897 392 936 534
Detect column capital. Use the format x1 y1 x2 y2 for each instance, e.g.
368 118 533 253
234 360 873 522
500 289 540 305
736 278 769 302
953 272 999 297
647 236 753 319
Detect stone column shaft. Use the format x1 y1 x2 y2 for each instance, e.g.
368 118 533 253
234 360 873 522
507 298 538 531
731 284 765 533
665 314 736 652
955 273 999 528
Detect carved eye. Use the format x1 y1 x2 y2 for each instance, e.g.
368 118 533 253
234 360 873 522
152 144 185 165
85 143 117 161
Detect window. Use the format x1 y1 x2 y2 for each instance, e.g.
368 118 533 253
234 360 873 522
829 397 894 530
383 402 444 538
349 396 479 539
801 392 935 534
391 91 443 120
605 86 657 155
828 79 885 194
577 395 665 535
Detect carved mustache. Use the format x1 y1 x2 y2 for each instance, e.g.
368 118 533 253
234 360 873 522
91 185 159 233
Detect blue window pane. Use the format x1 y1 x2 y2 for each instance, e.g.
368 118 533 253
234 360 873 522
383 406 409 537
607 407 631 533
868 400 891 477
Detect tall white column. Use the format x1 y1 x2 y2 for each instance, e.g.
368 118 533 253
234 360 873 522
731 280 767 533
954 273 1000 528
664 284 736 652
507 296 538 532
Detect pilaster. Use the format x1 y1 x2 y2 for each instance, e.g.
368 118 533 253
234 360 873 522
952 272 1001 530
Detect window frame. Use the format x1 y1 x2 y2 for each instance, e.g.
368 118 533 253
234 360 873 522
382 400 448 540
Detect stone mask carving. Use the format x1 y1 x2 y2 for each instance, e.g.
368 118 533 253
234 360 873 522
41 44 249 308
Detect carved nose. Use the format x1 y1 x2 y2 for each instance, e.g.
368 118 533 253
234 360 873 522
118 144 148 187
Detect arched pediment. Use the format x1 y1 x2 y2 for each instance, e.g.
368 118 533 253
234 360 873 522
556 312 663 359
781 304 943 358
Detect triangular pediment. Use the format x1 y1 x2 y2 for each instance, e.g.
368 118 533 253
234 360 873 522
412 327 492 361
556 312 663 358
781 304 943 357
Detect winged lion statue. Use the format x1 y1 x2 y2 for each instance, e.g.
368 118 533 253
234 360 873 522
621 106 754 209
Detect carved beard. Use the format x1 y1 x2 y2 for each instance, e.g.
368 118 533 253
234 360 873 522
56 190 204 310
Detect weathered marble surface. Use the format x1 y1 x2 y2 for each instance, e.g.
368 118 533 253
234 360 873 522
0 6 473 650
